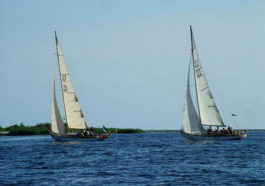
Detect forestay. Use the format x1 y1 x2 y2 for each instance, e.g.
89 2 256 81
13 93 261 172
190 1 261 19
55 35 88 129
190 27 225 127
182 64 204 134
51 79 66 134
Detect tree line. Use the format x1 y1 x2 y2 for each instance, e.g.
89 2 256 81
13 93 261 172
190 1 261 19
0 123 144 135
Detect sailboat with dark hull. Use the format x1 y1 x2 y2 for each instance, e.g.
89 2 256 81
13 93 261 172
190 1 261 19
49 32 110 142
180 26 247 141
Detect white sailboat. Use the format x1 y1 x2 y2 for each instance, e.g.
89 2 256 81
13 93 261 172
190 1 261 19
180 26 247 140
49 32 110 142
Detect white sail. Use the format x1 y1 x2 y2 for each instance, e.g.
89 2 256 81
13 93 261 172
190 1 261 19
55 34 88 129
190 27 225 127
51 79 66 134
182 64 204 134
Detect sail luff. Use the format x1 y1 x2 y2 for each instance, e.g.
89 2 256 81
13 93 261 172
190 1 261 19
54 33 88 130
51 78 66 134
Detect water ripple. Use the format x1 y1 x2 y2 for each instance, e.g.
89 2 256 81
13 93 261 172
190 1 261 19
0 133 265 185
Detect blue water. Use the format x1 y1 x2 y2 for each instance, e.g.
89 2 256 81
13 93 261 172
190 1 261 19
0 132 264 185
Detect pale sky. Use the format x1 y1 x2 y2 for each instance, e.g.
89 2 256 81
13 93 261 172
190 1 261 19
0 0 265 129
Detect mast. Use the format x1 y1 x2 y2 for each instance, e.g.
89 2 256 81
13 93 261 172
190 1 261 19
53 32 88 130
54 31 68 125
189 26 225 127
190 25 201 119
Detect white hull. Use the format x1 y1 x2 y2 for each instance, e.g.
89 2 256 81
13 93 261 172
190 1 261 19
180 131 243 141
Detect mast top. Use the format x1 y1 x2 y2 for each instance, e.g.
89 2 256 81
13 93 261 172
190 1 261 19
190 25 196 50
54 31 58 43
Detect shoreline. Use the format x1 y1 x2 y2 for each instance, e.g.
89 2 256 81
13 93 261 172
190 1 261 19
1 123 265 136
1 129 265 136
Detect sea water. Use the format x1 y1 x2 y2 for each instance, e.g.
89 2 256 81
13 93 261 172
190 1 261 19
0 132 264 185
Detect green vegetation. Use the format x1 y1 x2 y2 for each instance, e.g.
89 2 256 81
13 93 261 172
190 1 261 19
0 123 144 136
95 128 144 134
5 123 50 135
0 126 4 131
111 128 144 133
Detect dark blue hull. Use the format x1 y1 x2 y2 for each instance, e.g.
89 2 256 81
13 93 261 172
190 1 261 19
50 133 109 142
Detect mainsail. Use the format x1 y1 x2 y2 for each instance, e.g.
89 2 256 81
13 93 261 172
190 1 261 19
182 64 204 134
51 79 66 134
190 26 225 127
55 33 88 129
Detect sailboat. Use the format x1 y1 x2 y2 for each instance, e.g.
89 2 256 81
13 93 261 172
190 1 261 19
180 26 247 140
49 32 110 142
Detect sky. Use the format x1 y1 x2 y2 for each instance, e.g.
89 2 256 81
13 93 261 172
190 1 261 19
0 0 265 129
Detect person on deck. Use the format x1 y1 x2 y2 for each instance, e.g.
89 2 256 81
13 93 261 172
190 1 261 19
222 128 226 136
214 128 219 136
207 126 212 135
228 126 232 135
84 130 88 137
89 128 92 137
91 127 95 137
81 129 87 137
207 128 209 135
215 128 219 136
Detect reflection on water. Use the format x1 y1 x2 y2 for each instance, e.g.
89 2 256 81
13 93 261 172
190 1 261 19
53 141 82 145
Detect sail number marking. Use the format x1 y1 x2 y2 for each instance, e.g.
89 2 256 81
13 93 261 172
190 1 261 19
194 59 202 78
61 74 66 82
194 59 200 69
196 69 202 78
63 85 67 92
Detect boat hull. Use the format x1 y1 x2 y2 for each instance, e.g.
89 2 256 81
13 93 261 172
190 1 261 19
180 131 243 141
50 133 109 142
